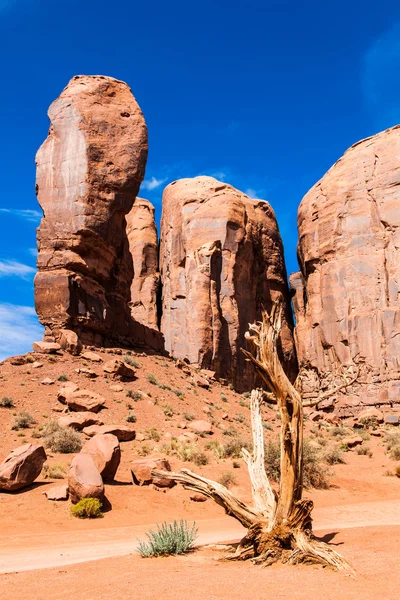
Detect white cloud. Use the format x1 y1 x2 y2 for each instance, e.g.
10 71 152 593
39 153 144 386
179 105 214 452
0 208 42 223
141 177 167 191
245 188 264 200
210 171 227 181
0 260 36 278
362 22 400 129
0 304 44 362
28 247 38 257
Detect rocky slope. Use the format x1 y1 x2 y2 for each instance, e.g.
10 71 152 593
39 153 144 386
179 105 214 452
159 176 297 389
292 125 400 414
35 75 162 350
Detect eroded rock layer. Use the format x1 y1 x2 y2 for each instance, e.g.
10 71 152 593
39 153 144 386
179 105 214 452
160 176 297 388
292 126 400 414
35 75 161 349
126 198 160 330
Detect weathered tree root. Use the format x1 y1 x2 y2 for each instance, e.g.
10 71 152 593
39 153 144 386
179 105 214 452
151 302 356 572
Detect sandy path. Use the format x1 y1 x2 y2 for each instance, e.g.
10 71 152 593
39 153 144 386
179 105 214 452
0 498 399 574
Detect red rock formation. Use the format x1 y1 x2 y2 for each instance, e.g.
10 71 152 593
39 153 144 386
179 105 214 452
159 176 296 388
0 444 47 491
35 75 161 350
126 198 160 330
292 126 400 414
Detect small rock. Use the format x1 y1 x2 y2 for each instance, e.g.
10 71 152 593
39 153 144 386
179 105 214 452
58 412 104 431
43 484 69 501
10 355 28 366
136 432 145 442
110 384 124 392
68 454 104 504
193 374 210 389
57 382 79 403
131 457 175 488
357 408 384 424
32 341 61 354
341 436 363 448
385 414 399 426
41 378 55 385
31 361 43 369
0 444 47 491
188 420 213 435
221 413 229 420
81 351 103 362
59 329 82 356
190 494 207 502
308 411 322 422
66 389 106 413
75 368 98 378
82 424 135 441
103 359 136 380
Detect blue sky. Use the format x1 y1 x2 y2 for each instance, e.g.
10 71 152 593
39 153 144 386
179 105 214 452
0 0 399 360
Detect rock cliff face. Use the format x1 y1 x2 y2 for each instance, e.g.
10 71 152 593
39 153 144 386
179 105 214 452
126 198 160 330
35 75 161 349
292 126 400 414
159 176 297 388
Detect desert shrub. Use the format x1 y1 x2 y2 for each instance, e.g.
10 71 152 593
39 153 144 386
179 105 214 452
395 465 400 478
356 445 373 457
232 460 241 468
26 355 35 363
124 356 139 368
183 412 195 422
234 413 245 424
192 451 208 466
358 430 371 441
206 440 226 460
221 393 228 403
222 426 237 437
224 436 251 458
70 498 103 519
137 520 198 557
242 392 251 399
323 446 346 465
265 439 328 489
0 396 14 408
331 427 347 437
218 471 237 488
57 373 68 382
127 390 142 401
390 446 400 461
162 439 208 465
42 463 66 479
147 373 158 385
126 413 137 423
163 404 175 418
146 427 160 442
137 443 153 457
12 411 36 430
41 420 82 453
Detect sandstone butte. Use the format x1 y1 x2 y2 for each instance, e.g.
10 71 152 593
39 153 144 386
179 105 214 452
159 176 297 389
291 125 400 416
126 197 160 331
34 74 162 350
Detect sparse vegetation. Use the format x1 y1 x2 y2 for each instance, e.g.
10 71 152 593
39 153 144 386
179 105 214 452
137 520 198 558
41 420 82 453
162 439 208 465
127 390 142 401
385 431 400 460
221 393 228 402
323 446 346 465
183 412 195 421
0 396 14 408
234 413 246 423
146 427 161 442
137 443 153 457
356 445 373 457
42 463 66 479
126 413 137 423
265 438 329 489
218 471 237 488
395 465 400 478
124 356 139 368
147 373 158 385
57 373 68 382
12 411 36 430
163 404 175 418
70 498 103 519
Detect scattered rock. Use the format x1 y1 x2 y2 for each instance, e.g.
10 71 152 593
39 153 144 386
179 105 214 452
81 351 103 363
58 412 104 431
188 420 213 435
110 384 124 392
357 408 384 424
75 368 98 378
103 359 136 380
43 484 69 501
193 374 210 389
31 361 43 369
131 457 175 488
341 436 363 448
308 411 322 422
9 356 28 366
57 382 79 404
82 424 135 441
68 453 104 504
41 378 55 386
0 444 47 491
59 329 82 356
81 434 121 481
385 414 399 426
66 390 106 413
190 494 207 502
32 341 61 354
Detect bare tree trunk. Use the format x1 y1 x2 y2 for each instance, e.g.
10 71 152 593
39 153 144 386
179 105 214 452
153 301 353 570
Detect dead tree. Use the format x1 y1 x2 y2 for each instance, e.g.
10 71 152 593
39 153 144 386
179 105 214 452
153 301 357 569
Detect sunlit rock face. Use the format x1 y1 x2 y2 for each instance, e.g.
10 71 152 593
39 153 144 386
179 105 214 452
292 125 400 414
159 176 297 389
35 75 162 350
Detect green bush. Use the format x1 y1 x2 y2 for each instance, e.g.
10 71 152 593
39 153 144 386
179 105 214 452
0 396 14 408
137 520 198 557
41 420 82 453
70 498 103 519
12 411 36 430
